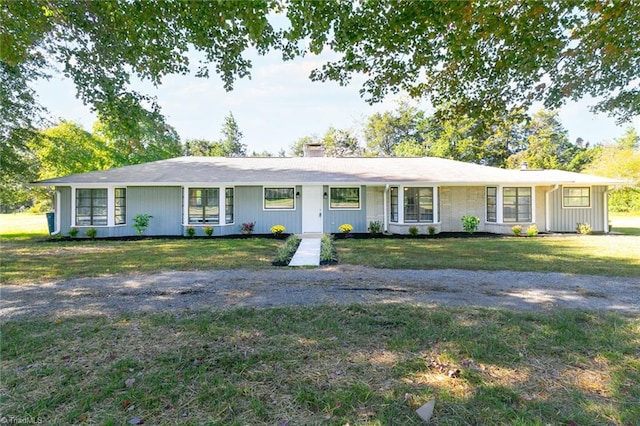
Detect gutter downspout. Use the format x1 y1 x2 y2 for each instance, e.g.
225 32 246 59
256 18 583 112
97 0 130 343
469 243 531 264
604 188 609 233
52 190 61 235
383 184 389 233
545 185 559 233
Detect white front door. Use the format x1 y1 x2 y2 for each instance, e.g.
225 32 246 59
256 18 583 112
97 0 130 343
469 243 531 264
302 185 324 233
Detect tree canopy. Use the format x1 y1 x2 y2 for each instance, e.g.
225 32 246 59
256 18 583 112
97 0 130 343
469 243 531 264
2 0 638 140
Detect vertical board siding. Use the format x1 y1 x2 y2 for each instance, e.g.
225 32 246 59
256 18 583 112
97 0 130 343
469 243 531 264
440 186 485 232
126 186 183 236
550 185 606 232
234 186 302 234
325 185 368 233
58 186 72 234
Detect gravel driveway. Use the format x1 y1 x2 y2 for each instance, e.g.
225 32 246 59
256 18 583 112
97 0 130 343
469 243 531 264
1 266 638 320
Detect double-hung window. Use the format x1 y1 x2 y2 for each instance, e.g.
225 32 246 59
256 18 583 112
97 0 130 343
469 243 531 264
563 187 590 208
503 187 531 222
114 188 126 225
390 187 399 222
330 187 360 209
264 188 295 210
486 187 497 222
188 188 219 224
404 187 434 223
225 188 234 223
76 189 108 226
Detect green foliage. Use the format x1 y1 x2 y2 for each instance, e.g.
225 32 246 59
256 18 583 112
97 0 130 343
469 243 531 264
320 233 337 264
608 188 640 212
220 112 246 157
322 127 362 157
506 110 596 172
576 223 592 235
368 221 382 235
364 101 427 156
272 235 301 265
68 227 79 238
511 225 523 236
203 226 214 237
132 214 153 235
526 224 539 237
183 138 226 157
85 227 97 239
428 226 436 236
93 113 182 167
186 226 196 237
408 226 419 237
461 216 480 234
30 121 112 180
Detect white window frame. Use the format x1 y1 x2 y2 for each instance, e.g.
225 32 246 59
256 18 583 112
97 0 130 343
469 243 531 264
403 186 435 223
328 186 361 210
183 186 231 226
502 186 533 223
71 186 125 227
263 187 296 211
562 186 591 209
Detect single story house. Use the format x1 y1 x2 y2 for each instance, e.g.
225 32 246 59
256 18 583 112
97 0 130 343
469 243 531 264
35 153 624 237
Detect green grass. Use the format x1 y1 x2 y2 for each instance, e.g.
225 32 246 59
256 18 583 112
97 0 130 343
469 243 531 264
2 305 638 425
0 238 281 284
2 213 639 283
336 235 640 277
610 211 640 236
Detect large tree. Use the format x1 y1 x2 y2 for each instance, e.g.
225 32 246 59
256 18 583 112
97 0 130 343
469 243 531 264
505 110 596 172
219 112 246 157
285 1 640 122
364 101 427 156
3 1 638 140
30 121 112 180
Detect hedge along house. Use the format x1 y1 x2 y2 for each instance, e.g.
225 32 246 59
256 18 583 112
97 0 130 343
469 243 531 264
35 154 623 238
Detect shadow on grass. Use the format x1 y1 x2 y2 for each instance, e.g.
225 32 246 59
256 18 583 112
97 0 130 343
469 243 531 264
1 305 638 425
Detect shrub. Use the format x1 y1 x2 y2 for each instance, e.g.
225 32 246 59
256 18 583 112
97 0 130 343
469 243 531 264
133 214 153 235
270 224 286 235
320 233 338 264
272 235 301 266
186 226 196 237
68 227 79 238
408 226 419 237
526 224 538 237
85 227 97 239
368 221 382 235
338 223 353 234
203 226 214 237
511 225 523 236
576 222 592 234
428 226 436 236
241 221 255 234
461 215 480 234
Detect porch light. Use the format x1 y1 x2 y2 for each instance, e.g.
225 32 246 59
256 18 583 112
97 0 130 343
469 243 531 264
296 191 300 198
323 192 328 199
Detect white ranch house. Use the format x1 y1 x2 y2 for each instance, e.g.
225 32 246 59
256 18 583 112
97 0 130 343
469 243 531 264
36 155 623 237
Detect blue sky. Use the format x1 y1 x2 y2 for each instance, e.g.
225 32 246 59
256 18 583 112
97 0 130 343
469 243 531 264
34 49 640 155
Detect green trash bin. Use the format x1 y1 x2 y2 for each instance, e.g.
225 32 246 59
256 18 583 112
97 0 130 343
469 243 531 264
46 212 55 235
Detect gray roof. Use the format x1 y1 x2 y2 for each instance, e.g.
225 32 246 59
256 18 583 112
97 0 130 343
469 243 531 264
35 156 625 186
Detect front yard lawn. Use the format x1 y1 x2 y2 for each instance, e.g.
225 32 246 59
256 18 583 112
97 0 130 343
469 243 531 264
336 234 640 277
2 305 638 425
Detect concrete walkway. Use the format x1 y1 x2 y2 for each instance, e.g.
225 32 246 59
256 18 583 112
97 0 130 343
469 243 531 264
288 235 321 266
